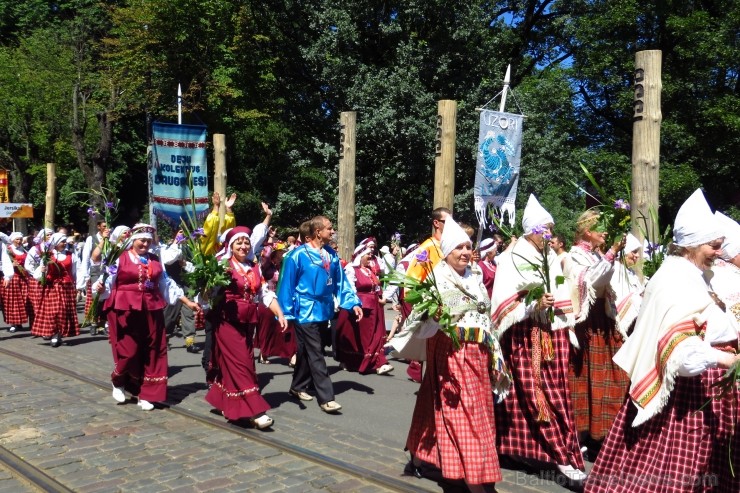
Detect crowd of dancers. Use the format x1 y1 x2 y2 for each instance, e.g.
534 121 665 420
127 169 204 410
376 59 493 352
0 187 738 492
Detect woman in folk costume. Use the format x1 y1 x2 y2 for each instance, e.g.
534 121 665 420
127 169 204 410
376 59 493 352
1 232 33 333
205 227 287 429
255 245 297 366
334 244 393 375
401 217 510 492
91 225 130 358
97 223 199 411
23 228 53 331
609 232 647 338
477 237 498 299
30 232 80 347
490 195 585 484
711 211 740 325
564 209 629 447
585 189 740 493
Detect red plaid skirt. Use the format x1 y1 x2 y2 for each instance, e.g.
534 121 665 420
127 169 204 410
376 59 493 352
2 274 30 326
585 368 740 493
497 320 584 469
569 301 630 440
31 280 80 338
406 332 501 485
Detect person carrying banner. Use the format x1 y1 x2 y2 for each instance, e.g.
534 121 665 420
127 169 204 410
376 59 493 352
77 220 107 334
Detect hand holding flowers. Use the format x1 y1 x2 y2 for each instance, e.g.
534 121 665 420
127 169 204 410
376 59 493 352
383 249 462 349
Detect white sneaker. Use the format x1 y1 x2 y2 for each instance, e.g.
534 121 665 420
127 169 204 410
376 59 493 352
8 326 16 333
557 464 588 482
112 385 126 403
138 399 154 411
376 364 394 375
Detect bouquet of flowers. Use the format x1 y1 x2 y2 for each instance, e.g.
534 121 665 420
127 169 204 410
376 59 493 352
77 188 130 324
634 205 672 278
573 163 631 246
33 237 54 287
390 231 403 265
383 249 461 349
178 174 231 303
512 226 564 322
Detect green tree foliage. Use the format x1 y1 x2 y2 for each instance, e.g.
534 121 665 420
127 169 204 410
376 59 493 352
0 0 736 241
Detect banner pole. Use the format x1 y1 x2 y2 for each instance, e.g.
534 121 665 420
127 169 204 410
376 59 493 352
499 65 511 113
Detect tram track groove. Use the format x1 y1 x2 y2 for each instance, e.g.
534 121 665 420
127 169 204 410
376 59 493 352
0 346 436 493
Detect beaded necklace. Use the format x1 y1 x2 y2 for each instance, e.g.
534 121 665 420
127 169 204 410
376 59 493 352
130 251 154 291
231 258 258 300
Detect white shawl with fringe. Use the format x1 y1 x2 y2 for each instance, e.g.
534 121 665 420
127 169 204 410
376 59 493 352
490 237 575 335
563 244 616 324
609 262 646 338
614 256 720 426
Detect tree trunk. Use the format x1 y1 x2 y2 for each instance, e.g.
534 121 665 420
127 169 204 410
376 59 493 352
72 82 116 234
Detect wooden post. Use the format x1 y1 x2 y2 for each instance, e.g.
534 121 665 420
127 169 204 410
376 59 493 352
434 100 457 212
45 162 56 229
631 50 662 277
338 112 357 262
146 145 156 230
213 134 227 230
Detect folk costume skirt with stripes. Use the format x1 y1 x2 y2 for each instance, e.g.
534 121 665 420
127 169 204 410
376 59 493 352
254 302 296 360
109 308 168 402
496 319 585 470
205 316 270 421
569 301 630 440
31 280 80 338
585 367 740 493
2 273 31 326
406 331 501 485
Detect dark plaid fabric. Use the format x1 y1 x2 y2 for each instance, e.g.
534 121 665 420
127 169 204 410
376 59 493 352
31 280 80 338
496 320 585 469
585 367 740 493
406 332 502 485
569 300 630 440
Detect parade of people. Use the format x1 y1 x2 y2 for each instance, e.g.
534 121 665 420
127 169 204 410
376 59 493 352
0 4 736 490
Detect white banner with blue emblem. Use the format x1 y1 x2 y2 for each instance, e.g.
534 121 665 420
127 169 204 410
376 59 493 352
473 109 523 229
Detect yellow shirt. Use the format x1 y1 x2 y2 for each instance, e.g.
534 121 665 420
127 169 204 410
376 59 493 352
404 237 443 283
200 211 235 255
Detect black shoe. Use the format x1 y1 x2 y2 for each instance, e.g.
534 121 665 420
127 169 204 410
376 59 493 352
186 344 201 354
50 335 62 348
89 325 98 336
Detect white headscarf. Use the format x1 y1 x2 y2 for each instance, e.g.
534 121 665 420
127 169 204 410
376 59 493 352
522 194 554 235
220 226 251 260
625 232 642 254
129 223 155 242
110 226 131 245
440 216 471 258
672 189 722 247
352 247 373 267
479 238 497 255
9 232 23 242
49 232 67 248
715 211 740 261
